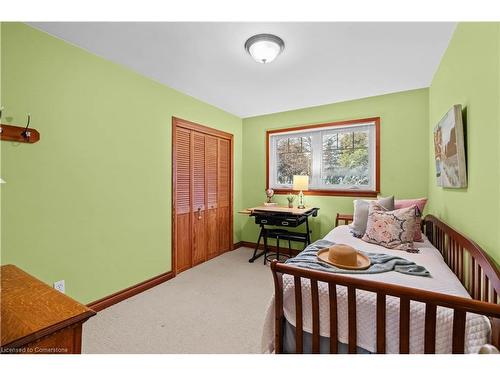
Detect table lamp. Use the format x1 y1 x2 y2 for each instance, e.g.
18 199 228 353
293 175 309 209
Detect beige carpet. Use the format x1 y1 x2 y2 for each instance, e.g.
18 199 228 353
82 247 274 353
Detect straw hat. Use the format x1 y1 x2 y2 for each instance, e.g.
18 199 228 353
317 244 371 270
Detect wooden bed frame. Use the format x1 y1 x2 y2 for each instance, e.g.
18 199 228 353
270 214 500 354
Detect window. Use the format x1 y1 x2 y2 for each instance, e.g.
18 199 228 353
267 118 380 196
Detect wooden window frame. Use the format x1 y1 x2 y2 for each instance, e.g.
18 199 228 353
266 117 380 197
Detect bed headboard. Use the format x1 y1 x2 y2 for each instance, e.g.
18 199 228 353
335 213 353 227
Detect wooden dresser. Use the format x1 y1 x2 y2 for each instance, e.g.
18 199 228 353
1 264 96 354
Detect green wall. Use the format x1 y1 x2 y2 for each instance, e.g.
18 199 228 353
0 23 244 304
2 21 499 305
427 23 500 264
241 89 430 244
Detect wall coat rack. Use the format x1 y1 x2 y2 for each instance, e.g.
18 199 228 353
0 110 40 144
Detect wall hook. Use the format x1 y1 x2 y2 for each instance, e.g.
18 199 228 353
21 113 31 140
0 110 40 143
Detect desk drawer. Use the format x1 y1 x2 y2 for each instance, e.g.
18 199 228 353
255 216 304 227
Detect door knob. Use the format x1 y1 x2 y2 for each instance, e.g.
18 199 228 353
197 207 202 220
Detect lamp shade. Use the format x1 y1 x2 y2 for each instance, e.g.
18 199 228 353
293 175 309 191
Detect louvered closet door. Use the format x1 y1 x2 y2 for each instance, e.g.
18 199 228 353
191 131 207 266
205 135 219 260
174 127 192 273
217 138 231 253
173 118 232 274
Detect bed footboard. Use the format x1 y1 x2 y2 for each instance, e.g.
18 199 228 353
271 260 500 354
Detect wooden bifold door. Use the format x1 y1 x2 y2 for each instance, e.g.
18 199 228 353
172 117 233 274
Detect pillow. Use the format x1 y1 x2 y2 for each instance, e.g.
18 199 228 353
361 202 417 250
350 196 394 237
394 198 428 242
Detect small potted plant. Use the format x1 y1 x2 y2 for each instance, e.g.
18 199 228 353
286 194 295 208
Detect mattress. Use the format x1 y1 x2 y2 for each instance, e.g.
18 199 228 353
261 225 491 354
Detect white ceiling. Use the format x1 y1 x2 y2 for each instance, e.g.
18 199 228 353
29 22 456 118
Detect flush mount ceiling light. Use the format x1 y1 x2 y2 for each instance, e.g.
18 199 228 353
244 34 285 64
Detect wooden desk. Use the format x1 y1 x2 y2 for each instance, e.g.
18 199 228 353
247 206 319 263
1 264 96 354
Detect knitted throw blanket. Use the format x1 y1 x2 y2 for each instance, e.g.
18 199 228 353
285 239 430 277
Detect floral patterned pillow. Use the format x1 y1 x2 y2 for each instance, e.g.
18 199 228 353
361 202 417 251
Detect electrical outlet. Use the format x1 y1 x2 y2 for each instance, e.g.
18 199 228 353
53 280 65 294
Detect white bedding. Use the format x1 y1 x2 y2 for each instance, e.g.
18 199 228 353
261 225 491 354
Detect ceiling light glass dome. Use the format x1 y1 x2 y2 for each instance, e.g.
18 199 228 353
244 34 285 64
